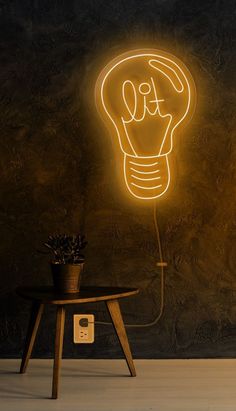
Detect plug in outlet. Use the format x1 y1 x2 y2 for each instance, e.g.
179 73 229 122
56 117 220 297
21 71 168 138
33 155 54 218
73 314 94 344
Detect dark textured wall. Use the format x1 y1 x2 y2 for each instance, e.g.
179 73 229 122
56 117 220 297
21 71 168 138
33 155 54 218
0 0 235 359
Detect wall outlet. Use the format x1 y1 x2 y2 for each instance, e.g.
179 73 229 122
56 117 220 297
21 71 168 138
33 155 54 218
73 314 94 344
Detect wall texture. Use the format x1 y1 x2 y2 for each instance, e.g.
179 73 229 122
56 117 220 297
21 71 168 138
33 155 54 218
0 0 235 359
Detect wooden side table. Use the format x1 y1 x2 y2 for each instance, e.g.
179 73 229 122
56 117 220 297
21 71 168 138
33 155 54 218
16 286 139 399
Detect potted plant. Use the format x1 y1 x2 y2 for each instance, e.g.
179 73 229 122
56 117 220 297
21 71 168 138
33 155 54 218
44 234 87 293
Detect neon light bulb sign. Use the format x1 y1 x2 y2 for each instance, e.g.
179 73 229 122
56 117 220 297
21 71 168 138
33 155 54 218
95 49 196 200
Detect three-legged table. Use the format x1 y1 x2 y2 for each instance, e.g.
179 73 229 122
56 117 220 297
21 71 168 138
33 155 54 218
16 286 139 399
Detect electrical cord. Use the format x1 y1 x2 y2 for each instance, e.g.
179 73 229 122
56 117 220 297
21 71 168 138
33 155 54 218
95 201 166 328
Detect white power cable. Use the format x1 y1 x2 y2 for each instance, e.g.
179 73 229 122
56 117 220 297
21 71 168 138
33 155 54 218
95 201 166 328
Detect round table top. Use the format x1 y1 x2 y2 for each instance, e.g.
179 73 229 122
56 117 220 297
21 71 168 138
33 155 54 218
16 286 139 305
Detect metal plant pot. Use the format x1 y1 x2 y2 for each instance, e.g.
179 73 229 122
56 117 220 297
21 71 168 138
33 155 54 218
51 262 84 293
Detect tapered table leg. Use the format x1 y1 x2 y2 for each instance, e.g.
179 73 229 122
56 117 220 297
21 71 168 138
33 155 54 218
106 299 136 377
52 305 65 399
20 302 44 374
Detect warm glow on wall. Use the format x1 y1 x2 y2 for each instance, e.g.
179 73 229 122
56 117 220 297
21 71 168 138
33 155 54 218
95 49 196 200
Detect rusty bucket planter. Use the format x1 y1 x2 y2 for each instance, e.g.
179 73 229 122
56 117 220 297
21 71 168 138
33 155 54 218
51 262 84 293
44 233 87 293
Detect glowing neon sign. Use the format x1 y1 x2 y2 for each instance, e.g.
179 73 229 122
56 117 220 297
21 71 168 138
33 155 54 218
95 49 196 200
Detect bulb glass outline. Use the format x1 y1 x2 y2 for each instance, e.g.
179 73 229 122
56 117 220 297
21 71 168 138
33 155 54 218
95 48 196 200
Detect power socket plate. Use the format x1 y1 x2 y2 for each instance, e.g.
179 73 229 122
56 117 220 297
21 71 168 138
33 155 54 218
73 314 94 344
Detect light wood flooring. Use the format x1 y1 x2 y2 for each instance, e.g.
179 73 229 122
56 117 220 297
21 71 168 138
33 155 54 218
0 359 236 410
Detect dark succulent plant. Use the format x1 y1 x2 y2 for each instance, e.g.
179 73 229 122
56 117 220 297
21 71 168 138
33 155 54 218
44 234 87 264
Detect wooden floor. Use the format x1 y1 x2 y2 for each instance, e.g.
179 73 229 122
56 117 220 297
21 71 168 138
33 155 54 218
0 359 236 410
